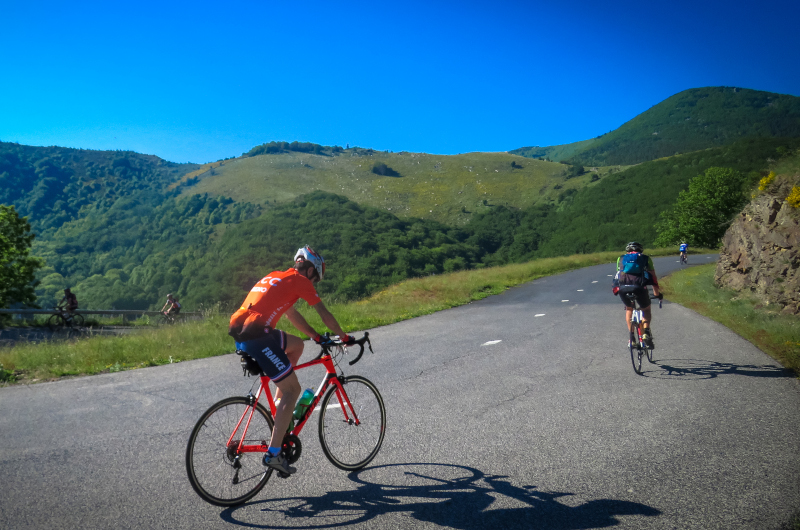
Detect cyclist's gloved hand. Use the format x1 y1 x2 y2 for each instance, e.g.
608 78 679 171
341 334 356 345
657 293 663 300
313 334 334 346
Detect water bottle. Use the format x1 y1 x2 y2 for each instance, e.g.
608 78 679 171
293 389 315 420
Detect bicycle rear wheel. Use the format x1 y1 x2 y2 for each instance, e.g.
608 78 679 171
319 375 386 471
186 397 274 506
630 329 644 375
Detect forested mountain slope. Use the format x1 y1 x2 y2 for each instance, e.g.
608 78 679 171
29 138 794 310
523 137 800 255
512 87 800 166
0 142 200 234
0 143 260 308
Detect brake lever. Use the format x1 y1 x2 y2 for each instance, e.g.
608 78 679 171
348 332 371 366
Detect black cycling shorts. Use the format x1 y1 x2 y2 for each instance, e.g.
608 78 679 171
235 329 294 383
618 285 651 310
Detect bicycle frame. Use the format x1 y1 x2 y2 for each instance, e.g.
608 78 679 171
228 352 358 456
630 306 644 334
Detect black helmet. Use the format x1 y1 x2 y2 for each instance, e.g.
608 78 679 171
626 241 643 253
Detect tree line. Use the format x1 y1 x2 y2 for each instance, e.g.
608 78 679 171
244 141 344 157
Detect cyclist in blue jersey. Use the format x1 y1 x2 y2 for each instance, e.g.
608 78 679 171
679 242 688 264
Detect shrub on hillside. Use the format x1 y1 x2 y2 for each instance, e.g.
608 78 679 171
372 163 400 177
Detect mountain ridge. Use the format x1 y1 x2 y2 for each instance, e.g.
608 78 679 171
511 86 800 166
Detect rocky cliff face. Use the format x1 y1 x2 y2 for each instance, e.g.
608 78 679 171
715 181 800 313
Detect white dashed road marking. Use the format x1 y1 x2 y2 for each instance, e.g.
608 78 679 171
534 314 545 317
577 289 584 292
482 340 502 346
562 300 569 302
313 404 341 412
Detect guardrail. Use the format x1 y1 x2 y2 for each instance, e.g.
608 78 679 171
0 309 200 324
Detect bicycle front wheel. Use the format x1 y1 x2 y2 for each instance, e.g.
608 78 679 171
70 314 85 327
319 375 386 471
647 345 655 364
47 314 64 332
186 397 274 506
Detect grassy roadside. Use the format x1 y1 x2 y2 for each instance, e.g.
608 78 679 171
661 263 800 375
0 247 703 384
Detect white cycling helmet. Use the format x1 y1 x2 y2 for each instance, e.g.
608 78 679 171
294 245 326 280
626 241 643 253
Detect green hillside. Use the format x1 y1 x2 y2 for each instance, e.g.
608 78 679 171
0 142 260 309
3 87 800 314
179 150 606 225
0 142 200 234
512 87 800 166
29 137 793 311
463 138 800 264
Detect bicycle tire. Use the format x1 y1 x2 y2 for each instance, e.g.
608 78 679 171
47 314 64 332
630 328 644 375
70 314 85 327
646 346 655 364
186 397 274 506
319 375 386 471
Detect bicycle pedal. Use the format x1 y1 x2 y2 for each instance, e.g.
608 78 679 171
277 471 291 479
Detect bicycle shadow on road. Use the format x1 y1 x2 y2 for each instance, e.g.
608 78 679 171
645 358 793 380
220 462 660 529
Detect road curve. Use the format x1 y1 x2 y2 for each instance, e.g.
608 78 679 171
0 254 798 529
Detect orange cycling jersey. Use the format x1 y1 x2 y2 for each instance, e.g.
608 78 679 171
229 268 321 341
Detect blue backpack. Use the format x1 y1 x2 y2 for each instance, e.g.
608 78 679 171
619 253 651 285
620 252 647 275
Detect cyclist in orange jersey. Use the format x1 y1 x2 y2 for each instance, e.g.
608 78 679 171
228 245 354 475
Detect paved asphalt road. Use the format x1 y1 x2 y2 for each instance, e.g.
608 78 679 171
1 255 798 529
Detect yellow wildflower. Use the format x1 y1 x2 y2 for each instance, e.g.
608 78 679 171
786 186 800 208
758 171 776 191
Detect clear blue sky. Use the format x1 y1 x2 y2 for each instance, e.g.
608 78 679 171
2 0 798 164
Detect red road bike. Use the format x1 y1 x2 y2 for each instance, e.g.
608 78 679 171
185 333 386 506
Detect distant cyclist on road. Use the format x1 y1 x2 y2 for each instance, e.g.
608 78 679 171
615 242 662 348
161 294 181 316
228 245 355 476
679 242 689 264
58 288 79 315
